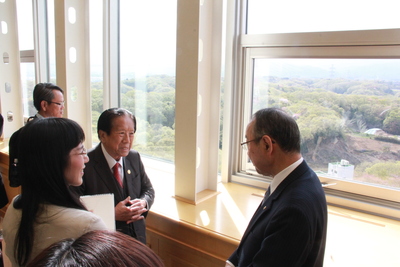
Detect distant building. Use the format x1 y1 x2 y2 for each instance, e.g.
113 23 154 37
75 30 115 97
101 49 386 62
328 159 354 180
364 128 385 136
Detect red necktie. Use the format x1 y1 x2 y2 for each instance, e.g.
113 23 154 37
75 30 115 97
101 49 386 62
112 163 123 187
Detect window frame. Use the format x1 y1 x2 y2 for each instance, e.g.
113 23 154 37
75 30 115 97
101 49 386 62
228 28 400 219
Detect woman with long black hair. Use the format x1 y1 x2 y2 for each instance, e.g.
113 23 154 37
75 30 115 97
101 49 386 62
3 118 107 266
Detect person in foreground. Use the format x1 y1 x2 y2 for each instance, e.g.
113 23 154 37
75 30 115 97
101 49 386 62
3 118 108 267
27 230 165 267
71 108 155 244
226 108 328 267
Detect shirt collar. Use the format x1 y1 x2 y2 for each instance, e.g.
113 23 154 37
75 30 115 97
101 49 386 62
270 157 303 194
101 143 124 170
35 113 44 119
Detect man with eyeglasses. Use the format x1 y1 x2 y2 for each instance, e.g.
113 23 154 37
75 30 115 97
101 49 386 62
31 83 65 119
226 108 327 267
8 83 65 188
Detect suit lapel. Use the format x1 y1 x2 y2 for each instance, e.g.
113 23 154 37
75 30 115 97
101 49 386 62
240 189 273 242
92 145 124 199
240 161 310 243
122 153 138 199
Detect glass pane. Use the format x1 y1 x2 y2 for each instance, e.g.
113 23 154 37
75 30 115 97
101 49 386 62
16 0 34 50
248 58 400 190
20 62 36 117
47 0 57 82
89 0 103 143
247 0 400 34
120 0 177 162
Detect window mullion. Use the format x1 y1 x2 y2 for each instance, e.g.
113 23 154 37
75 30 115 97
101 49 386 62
103 0 120 109
32 0 50 82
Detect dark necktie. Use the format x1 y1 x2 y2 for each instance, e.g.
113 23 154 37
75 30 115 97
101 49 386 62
241 186 272 240
113 163 123 187
261 187 271 206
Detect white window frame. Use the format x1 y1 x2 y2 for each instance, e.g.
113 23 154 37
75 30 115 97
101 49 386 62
226 29 400 219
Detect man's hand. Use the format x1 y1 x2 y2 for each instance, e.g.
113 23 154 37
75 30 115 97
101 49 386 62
114 196 148 224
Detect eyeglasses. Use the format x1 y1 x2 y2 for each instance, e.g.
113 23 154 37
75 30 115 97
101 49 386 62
241 137 275 150
48 101 65 106
240 138 261 150
74 147 87 156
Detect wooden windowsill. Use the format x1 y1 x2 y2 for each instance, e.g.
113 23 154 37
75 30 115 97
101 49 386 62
144 158 400 266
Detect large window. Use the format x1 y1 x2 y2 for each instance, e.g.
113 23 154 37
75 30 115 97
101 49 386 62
16 0 35 118
15 0 56 119
231 0 400 215
87 0 176 158
119 0 177 162
249 58 400 190
89 0 103 142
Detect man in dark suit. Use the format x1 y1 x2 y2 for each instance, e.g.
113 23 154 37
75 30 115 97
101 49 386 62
72 108 155 244
227 108 327 267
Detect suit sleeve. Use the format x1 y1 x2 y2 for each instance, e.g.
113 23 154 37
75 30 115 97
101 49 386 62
135 152 155 210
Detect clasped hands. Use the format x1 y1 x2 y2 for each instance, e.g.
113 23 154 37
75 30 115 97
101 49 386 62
115 196 147 224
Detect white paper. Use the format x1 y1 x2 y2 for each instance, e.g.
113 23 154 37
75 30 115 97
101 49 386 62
80 194 115 230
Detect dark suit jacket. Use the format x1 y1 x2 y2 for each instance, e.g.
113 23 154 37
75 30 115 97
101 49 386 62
228 160 327 267
71 144 155 244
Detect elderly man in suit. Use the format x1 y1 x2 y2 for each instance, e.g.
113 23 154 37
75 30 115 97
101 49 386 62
226 108 327 267
72 108 154 244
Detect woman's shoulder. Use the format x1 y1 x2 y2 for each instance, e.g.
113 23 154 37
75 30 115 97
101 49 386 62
43 204 108 230
3 196 21 225
3 195 21 217
46 204 98 218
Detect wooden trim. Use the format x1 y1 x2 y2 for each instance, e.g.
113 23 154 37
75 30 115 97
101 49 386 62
146 211 238 267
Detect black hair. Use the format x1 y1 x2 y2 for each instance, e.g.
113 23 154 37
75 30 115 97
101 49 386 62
14 118 87 266
97 108 137 140
253 108 301 153
33 83 64 111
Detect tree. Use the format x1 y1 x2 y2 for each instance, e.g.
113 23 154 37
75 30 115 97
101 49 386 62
383 108 400 135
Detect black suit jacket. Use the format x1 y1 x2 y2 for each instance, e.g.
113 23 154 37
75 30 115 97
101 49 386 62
72 144 155 244
228 160 327 267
